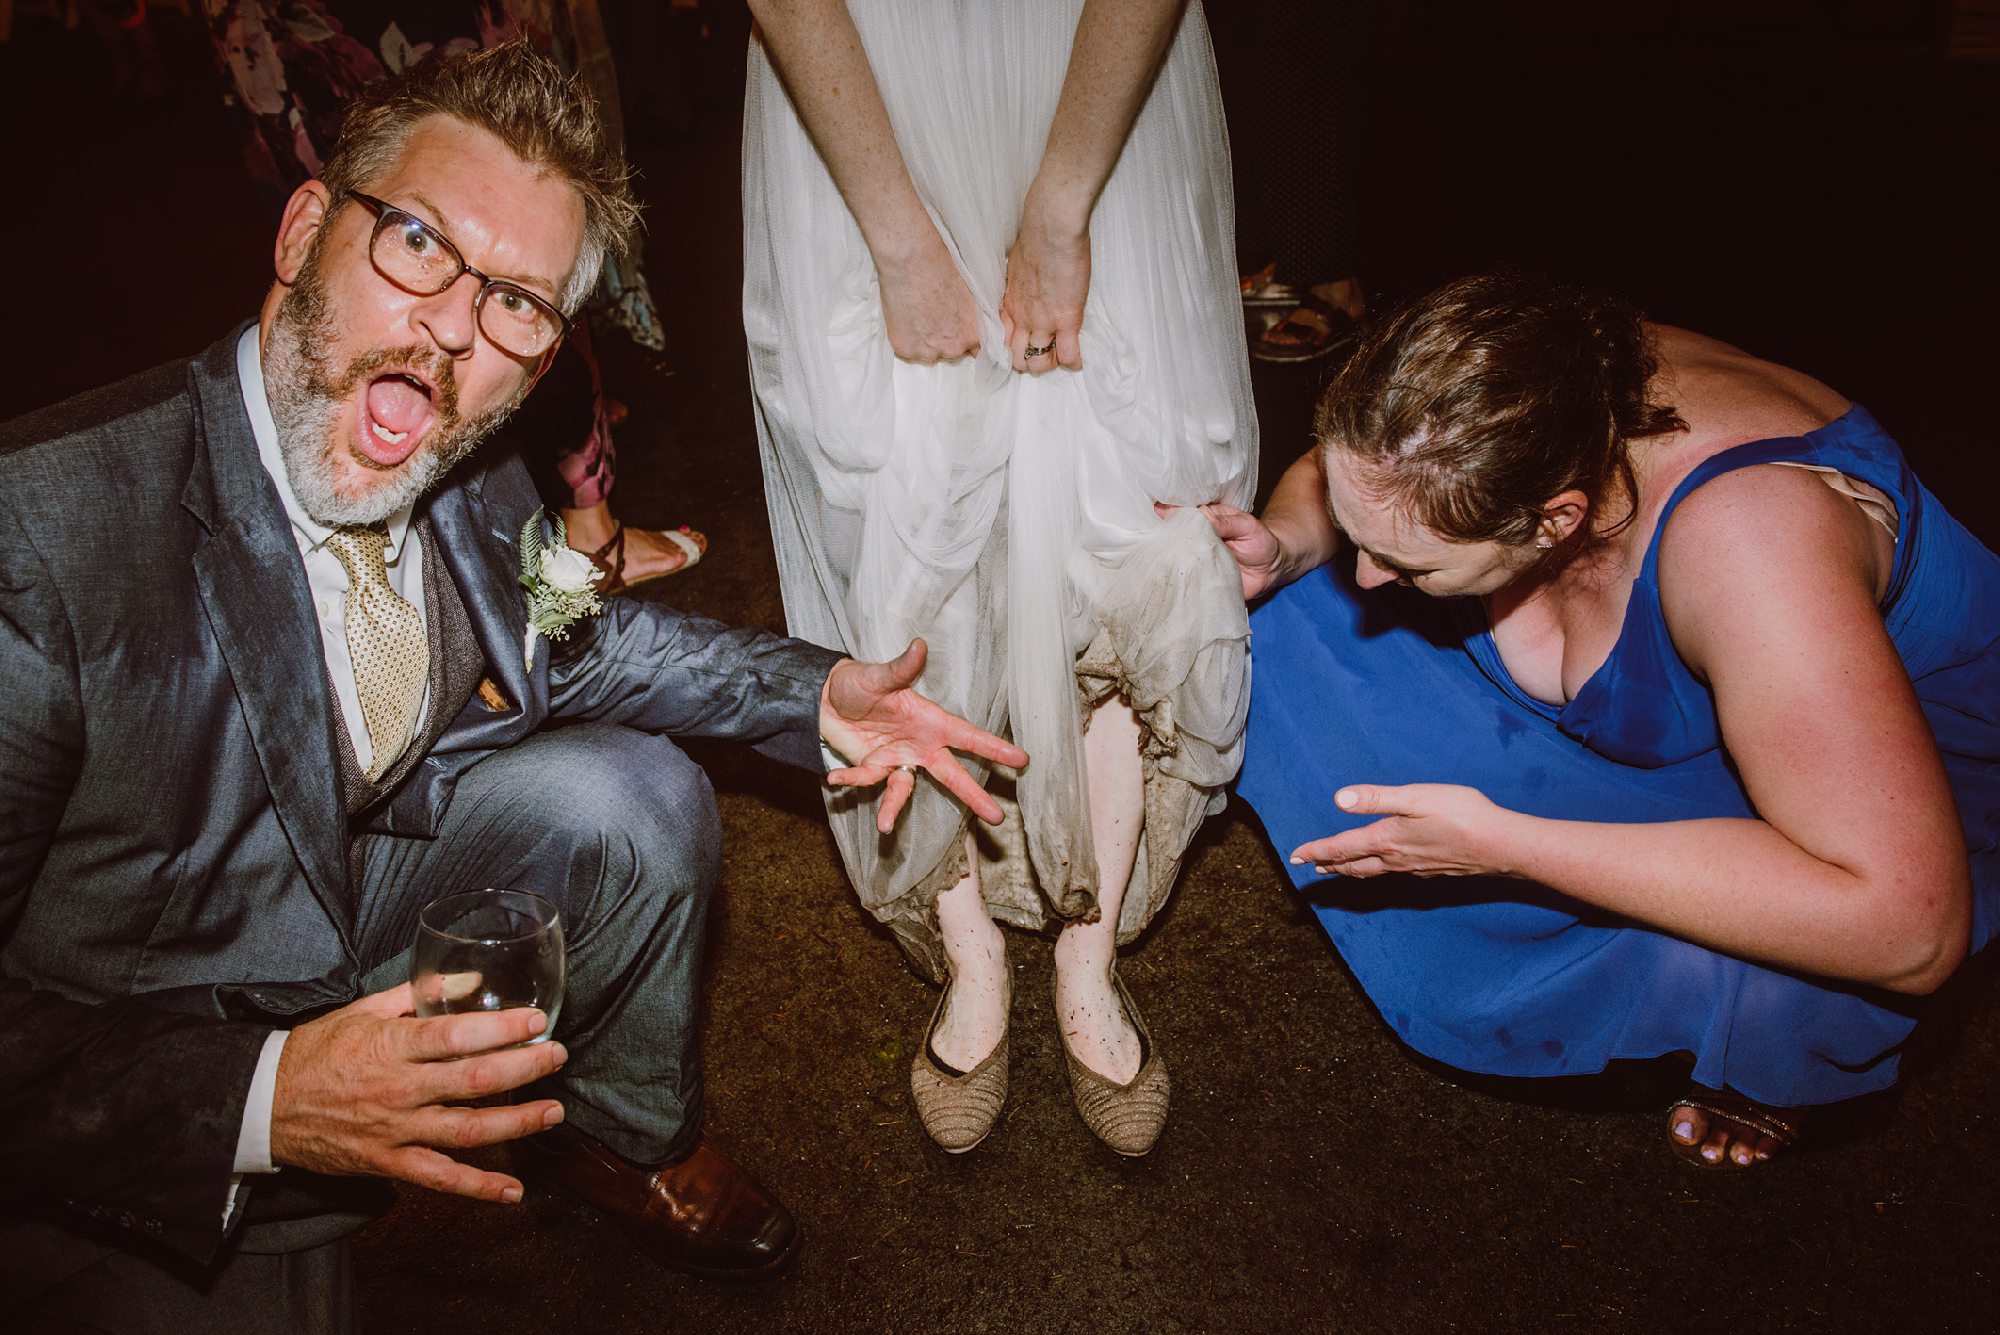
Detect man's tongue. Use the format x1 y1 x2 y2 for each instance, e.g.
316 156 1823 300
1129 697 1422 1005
360 376 434 465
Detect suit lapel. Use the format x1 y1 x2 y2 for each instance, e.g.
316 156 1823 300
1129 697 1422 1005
184 330 354 944
425 469 544 731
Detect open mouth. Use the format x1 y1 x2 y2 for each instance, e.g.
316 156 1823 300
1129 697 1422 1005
355 370 438 468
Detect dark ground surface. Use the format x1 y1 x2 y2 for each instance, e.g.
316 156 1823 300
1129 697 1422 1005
4 5 1999 1332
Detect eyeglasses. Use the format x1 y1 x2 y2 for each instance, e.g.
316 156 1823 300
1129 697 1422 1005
346 191 570 361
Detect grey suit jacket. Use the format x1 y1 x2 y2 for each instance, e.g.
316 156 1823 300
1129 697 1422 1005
0 326 841 1267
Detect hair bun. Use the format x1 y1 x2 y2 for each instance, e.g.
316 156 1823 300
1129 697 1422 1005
1315 271 1686 547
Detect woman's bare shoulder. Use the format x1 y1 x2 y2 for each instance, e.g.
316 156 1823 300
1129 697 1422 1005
1653 460 1892 683
1645 324 1851 450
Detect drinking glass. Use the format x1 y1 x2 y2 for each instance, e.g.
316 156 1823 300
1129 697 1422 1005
411 889 565 1039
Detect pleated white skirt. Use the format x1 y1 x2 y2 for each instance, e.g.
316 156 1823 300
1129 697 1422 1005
743 0 1256 977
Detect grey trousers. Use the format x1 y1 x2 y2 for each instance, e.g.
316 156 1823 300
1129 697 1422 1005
24 722 720 1333
353 721 722 1165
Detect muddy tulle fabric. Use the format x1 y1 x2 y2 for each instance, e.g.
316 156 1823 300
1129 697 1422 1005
743 1 1256 980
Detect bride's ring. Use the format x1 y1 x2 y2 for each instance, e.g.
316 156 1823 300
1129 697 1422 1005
894 763 919 773
1023 341 1054 358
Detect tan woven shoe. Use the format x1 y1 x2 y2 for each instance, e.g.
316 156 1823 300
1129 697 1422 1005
909 987 1008 1153
1058 971 1170 1157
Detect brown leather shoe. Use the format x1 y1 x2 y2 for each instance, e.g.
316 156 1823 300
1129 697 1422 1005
515 1128 800 1280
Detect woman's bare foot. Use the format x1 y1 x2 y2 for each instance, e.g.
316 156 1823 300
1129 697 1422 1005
930 871 1009 1071
560 500 621 553
603 523 707 583
1053 934 1142 1084
561 502 707 586
1668 1089 1802 1167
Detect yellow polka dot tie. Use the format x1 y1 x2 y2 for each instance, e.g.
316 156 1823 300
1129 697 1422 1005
325 526 428 782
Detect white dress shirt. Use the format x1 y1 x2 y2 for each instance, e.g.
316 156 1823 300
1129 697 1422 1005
223 327 434 1218
238 326 432 773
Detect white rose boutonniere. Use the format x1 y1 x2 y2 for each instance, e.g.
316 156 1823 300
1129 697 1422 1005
518 508 604 670
540 544 600 594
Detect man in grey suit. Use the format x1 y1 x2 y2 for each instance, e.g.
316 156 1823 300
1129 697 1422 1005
0 40 1024 1330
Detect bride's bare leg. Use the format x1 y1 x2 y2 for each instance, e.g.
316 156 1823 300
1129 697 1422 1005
1054 695 1145 1083
928 833 1009 1070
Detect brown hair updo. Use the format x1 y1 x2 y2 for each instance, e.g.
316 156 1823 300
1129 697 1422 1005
1315 272 1687 546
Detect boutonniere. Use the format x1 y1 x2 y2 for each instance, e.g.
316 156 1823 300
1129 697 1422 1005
518 508 604 671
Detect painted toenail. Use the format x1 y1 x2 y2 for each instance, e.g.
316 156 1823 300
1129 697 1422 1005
1701 1144 1720 1161
1673 1119 1694 1140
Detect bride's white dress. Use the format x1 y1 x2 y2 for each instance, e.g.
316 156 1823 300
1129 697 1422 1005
743 0 1256 978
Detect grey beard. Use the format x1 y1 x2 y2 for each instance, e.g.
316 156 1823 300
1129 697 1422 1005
264 250 525 527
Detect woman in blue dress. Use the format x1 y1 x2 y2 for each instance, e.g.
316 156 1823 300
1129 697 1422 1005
1201 273 2000 1167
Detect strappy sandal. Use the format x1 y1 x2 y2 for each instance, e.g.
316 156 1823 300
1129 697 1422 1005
1668 1087 1802 1169
1251 292 1363 364
586 521 705 596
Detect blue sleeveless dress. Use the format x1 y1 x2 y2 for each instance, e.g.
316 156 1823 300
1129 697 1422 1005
1237 407 2000 1106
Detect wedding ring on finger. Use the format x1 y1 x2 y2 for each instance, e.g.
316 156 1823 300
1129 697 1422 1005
1023 341 1054 358
894 763 920 773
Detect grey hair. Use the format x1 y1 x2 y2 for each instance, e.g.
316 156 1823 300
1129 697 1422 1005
318 37 642 313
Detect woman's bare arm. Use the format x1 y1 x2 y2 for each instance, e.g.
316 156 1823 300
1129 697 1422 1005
1261 447 1346 581
748 0 978 361
1628 465 1960 988
1000 0 1188 369
1486 467 1967 991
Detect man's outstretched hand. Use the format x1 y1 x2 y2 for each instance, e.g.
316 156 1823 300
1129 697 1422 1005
269 984 567 1204
820 638 1030 833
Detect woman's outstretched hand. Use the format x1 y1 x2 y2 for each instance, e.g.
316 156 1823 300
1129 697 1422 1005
1000 202 1090 372
820 638 1029 832
877 226 981 363
1162 501 1289 601
1291 783 1520 879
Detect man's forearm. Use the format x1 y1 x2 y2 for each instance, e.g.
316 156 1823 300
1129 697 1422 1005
550 599 845 770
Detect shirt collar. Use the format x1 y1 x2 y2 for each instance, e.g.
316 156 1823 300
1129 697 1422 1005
238 325 416 559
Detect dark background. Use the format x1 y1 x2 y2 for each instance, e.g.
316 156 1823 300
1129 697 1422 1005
3 2 1996 1331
